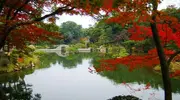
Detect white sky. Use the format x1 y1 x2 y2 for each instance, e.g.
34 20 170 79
56 14 96 28
56 0 180 28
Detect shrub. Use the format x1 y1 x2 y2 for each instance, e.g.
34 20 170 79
24 45 36 56
34 51 45 55
0 58 9 67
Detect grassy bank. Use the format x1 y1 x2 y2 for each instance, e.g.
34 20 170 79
0 45 44 74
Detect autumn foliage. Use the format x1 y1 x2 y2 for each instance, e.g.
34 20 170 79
1 0 179 99
96 23 180 76
0 0 104 49
89 0 180 79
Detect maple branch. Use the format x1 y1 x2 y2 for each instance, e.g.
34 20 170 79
8 5 75 32
34 5 74 21
167 50 180 66
11 0 31 20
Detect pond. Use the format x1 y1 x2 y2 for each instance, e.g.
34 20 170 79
0 53 180 100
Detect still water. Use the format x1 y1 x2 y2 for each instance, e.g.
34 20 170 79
0 53 180 100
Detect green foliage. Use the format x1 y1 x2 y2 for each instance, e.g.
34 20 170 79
107 45 128 58
24 45 36 56
19 55 38 67
10 50 19 64
60 21 83 44
83 21 124 44
35 44 50 49
35 23 61 45
34 51 46 55
122 40 136 49
0 52 9 67
118 47 129 57
89 44 99 51
39 23 60 32
122 39 154 54
67 46 78 53
0 58 9 67
0 63 14 73
108 45 121 53
67 43 86 53
0 46 39 73
165 42 179 51
162 7 180 21
37 53 97 69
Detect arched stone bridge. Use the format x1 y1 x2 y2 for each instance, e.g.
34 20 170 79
56 44 69 50
37 44 69 57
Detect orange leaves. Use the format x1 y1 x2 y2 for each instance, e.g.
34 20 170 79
17 58 24 63
170 70 180 77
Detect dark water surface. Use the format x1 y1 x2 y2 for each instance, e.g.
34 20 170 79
0 53 180 100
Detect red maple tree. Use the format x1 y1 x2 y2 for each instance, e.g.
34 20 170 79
0 0 102 49
92 0 180 100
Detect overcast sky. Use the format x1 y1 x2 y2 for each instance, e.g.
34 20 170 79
56 0 180 28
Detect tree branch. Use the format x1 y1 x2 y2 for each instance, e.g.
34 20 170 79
8 5 75 33
34 5 74 21
11 0 31 20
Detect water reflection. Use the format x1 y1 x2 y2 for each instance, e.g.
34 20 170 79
0 53 180 100
0 70 41 100
100 66 180 93
38 53 96 69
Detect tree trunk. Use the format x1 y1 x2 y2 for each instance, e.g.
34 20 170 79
151 22 172 100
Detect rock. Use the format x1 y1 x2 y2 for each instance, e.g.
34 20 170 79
108 95 141 100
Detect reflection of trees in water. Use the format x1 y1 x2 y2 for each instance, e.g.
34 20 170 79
97 65 180 93
0 79 41 100
38 52 180 93
38 53 58 69
38 53 97 69
0 70 41 100
87 53 180 93
38 52 180 94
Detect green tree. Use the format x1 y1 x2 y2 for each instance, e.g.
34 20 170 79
60 21 83 44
